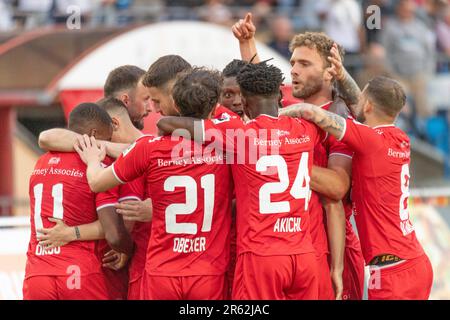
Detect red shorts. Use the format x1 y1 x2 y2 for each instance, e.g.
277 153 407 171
232 252 318 300
102 267 129 300
127 276 142 300
226 217 237 299
140 271 227 300
368 254 433 300
317 253 334 300
23 273 109 300
342 246 365 300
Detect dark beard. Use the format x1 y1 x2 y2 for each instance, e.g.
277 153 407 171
132 119 144 130
292 77 323 100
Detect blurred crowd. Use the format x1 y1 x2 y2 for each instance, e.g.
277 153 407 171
1 0 450 150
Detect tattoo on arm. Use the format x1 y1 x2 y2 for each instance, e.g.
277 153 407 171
336 70 361 117
312 108 346 140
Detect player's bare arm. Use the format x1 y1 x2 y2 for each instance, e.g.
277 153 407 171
97 206 135 257
38 128 80 152
156 116 204 142
327 43 361 117
74 134 122 192
115 198 153 222
37 219 105 249
311 165 350 201
103 141 131 159
232 12 260 63
322 198 345 300
280 103 347 140
39 127 130 158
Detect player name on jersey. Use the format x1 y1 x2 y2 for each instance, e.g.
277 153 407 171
273 217 302 233
35 244 61 256
173 237 207 253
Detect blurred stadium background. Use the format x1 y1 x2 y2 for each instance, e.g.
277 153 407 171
0 0 449 300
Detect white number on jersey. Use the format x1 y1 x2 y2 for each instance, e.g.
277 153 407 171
399 164 414 236
33 183 64 234
164 174 215 234
256 153 311 214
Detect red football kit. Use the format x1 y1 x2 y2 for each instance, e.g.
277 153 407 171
112 135 233 300
23 152 110 300
340 119 433 300
202 113 321 300
118 175 150 300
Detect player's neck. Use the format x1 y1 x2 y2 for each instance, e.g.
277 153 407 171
253 102 278 118
302 90 333 106
366 115 395 128
126 126 143 142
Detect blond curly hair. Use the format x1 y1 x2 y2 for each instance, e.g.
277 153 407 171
289 32 345 68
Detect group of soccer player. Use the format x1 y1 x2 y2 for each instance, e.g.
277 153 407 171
23 13 433 300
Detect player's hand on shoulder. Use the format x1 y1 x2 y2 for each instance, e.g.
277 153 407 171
232 12 256 42
74 134 106 165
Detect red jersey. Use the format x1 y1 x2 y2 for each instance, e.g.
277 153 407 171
308 102 354 256
214 104 240 120
118 175 150 282
202 114 321 256
340 119 424 263
25 152 112 278
112 135 233 277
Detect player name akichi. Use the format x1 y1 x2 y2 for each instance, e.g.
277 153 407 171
173 237 206 253
273 217 302 233
31 167 84 178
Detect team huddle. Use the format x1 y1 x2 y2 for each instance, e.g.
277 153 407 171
23 14 433 300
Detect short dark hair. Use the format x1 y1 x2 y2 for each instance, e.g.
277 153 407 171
97 97 128 116
104 65 145 97
68 103 112 135
142 55 191 89
236 62 284 98
172 67 222 119
366 76 406 117
222 59 248 78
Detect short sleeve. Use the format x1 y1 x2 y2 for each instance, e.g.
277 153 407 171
340 118 383 154
328 135 353 160
119 175 146 202
95 186 119 212
112 136 156 184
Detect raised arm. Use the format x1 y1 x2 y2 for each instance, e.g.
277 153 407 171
232 12 260 63
327 43 361 117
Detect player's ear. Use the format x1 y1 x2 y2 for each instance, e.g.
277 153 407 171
364 100 373 114
111 117 120 131
120 93 129 106
89 128 97 138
